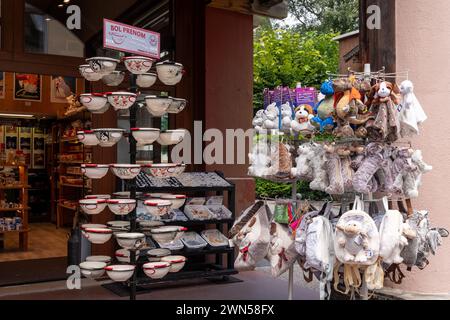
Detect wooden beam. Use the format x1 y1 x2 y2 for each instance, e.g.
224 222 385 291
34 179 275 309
209 0 287 19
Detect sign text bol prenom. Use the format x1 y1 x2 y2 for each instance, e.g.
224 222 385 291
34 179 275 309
103 19 160 59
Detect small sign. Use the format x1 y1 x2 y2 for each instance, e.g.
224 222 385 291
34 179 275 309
103 19 160 59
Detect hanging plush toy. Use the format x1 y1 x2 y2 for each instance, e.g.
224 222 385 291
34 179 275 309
252 109 267 133
391 148 417 195
353 142 385 194
280 102 294 132
263 103 280 130
291 143 316 181
309 144 329 192
248 140 271 178
291 105 315 136
311 81 336 133
402 150 432 198
398 80 428 137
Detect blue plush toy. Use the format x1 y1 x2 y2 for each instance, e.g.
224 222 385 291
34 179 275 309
311 80 336 132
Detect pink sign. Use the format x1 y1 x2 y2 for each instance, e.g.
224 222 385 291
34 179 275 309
103 19 160 59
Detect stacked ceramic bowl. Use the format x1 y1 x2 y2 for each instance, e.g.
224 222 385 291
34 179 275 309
144 96 187 117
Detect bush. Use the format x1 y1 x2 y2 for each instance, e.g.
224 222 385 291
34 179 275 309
255 178 328 200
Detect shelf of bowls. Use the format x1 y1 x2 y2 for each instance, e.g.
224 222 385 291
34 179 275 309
77 56 188 283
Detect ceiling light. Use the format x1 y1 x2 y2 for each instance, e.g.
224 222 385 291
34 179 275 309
64 0 70 3
0 113 35 118
45 17 52 21
58 4 64 7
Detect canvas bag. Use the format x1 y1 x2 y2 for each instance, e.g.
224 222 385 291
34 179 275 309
266 222 299 278
230 201 272 271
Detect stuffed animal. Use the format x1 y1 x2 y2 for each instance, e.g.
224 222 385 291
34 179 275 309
291 143 315 181
280 102 294 132
263 103 280 130
291 105 315 136
402 150 432 198
268 142 292 179
324 143 345 195
336 220 370 263
309 144 329 192
252 110 267 133
267 222 299 277
353 142 385 194
311 81 336 133
335 87 372 126
399 80 427 137
248 140 271 178
391 148 417 195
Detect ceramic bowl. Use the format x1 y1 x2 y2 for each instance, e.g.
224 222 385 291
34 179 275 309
84 195 111 200
81 224 107 231
156 61 184 86
157 129 187 146
145 96 172 117
110 164 142 180
83 227 113 244
93 129 125 147
81 164 109 179
167 98 187 114
123 56 154 75
107 199 137 216
91 102 111 114
79 199 107 215
86 256 112 265
115 232 146 250
79 64 103 81
112 191 144 199
106 92 137 111
160 194 186 210
107 221 131 232
102 71 125 87
79 93 108 112
144 193 171 199
144 199 173 218
142 163 180 178
104 265 135 282
79 262 107 279
150 226 187 244
77 130 100 146
143 262 171 279
146 248 171 262
137 73 157 88
115 249 140 263
86 57 120 75
161 255 187 273
131 128 160 145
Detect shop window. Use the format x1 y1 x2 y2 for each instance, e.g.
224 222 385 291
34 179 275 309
24 1 84 57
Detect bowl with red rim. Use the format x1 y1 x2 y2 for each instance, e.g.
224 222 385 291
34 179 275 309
77 130 100 146
79 261 107 279
79 64 103 81
93 129 125 147
130 128 160 145
85 195 111 200
86 57 120 75
86 255 111 265
102 71 125 87
167 97 187 114
156 61 184 86
79 199 108 215
161 255 187 273
83 227 113 244
137 73 157 88
142 163 180 178
123 56 154 75
110 164 142 180
157 129 187 146
81 224 107 232
150 226 187 244
81 164 109 179
144 95 172 117
107 199 137 216
160 194 186 210
104 265 135 282
115 232 146 250
115 249 140 263
79 93 108 112
144 199 173 219
143 262 171 279
106 92 137 111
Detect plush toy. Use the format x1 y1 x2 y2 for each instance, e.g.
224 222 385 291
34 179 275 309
291 105 315 135
391 148 417 195
311 81 336 133
291 143 315 181
252 110 267 133
248 140 271 177
267 222 299 277
374 146 395 193
335 87 372 126
336 220 370 263
268 142 292 179
324 143 345 195
403 150 432 198
353 142 385 194
280 102 294 132
399 80 427 137
263 103 280 130
309 144 329 192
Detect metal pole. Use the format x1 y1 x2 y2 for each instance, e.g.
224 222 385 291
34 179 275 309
288 180 297 300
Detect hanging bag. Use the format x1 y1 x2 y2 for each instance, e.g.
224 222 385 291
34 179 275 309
266 222 299 278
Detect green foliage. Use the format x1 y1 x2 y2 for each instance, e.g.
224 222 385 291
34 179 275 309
253 28 339 109
255 178 328 200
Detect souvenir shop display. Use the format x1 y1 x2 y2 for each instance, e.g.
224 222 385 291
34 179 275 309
77 52 236 301
243 67 448 300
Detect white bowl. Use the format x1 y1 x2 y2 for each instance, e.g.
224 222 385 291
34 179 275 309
123 56 154 75
156 62 184 86
81 164 109 179
79 94 108 112
110 164 141 180
157 129 187 146
160 194 186 210
83 228 113 244
79 199 107 215
81 224 107 231
146 248 171 262
102 71 125 86
85 195 111 200
144 193 171 199
131 128 160 145
142 163 181 178
91 102 111 114
115 232 146 250
79 262 107 279
77 130 100 146
79 64 103 81
150 226 187 244
107 221 131 231
104 265 135 282
145 96 172 117
137 73 157 88
112 191 144 199
86 256 111 265
107 199 137 216
143 262 171 279
106 92 137 111
161 255 187 273
167 98 187 114
86 57 120 75
144 199 173 218
115 249 140 263
93 129 125 147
